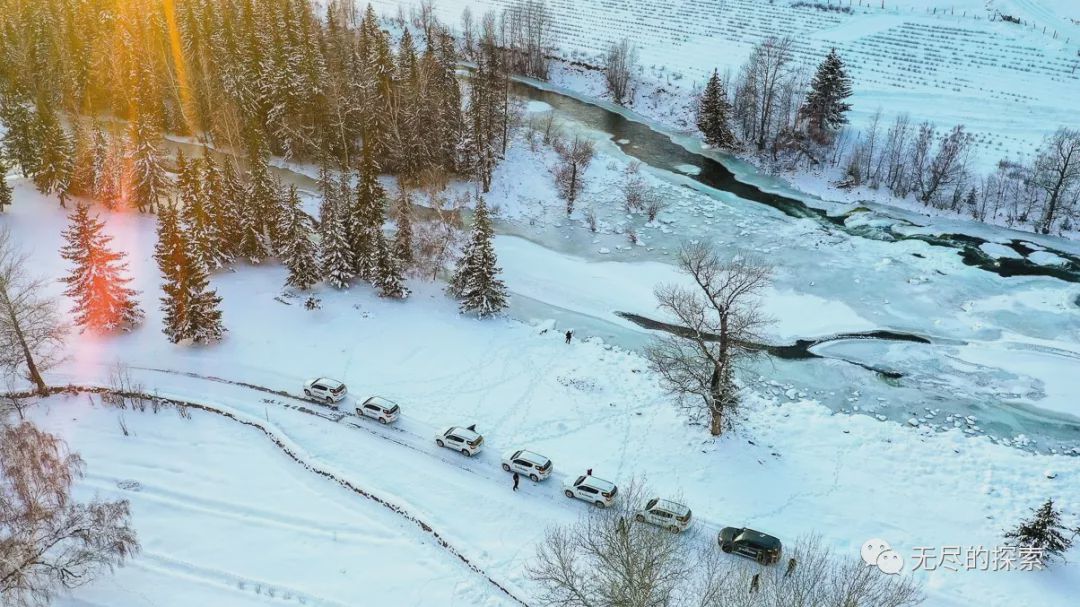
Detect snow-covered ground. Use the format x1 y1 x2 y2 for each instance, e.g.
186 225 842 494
4 156 1080 604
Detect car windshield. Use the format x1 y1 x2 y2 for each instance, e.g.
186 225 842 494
387 405 399 414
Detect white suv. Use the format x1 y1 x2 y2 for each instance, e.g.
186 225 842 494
564 474 618 508
435 426 483 456
304 378 347 403
501 449 553 482
356 396 400 424
635 498 692 533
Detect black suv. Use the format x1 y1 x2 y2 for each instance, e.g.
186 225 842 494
718 527 783 565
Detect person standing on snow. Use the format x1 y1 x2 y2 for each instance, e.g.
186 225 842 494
565 330 573 344
512 472 520 491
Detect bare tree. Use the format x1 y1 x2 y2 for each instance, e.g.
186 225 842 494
0 228 67 395
413 191 465 281
706 536 923 607
604 39 638 105
1 422 139 606
743 37 795 151
553 136 595 215
528 481 694 607
1033 127 1080 234
919 125 973 207
645 244 772 435
530 497 922 607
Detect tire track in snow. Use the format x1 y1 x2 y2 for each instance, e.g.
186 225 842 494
134 551 352 607
13 384 530 607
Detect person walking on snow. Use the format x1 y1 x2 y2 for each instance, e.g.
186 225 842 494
586 468 593 476
565 330 573 344
512 472 520 491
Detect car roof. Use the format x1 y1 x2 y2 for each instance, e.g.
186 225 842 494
653 499 690 515
315 378 343 388
364 396 398 408
736 528 781 548
449 426 480 441
514 450 550 465
582 475 615 492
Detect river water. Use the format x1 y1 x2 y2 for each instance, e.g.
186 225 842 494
495 78 1080 453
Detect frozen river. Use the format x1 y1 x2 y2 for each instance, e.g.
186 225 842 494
493 77 1080 454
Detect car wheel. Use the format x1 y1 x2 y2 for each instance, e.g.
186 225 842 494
721 543 733 553
670 525 680 534
436 439 445 448
756 553 767 565
378 418 387 424
461 448 471 457
529 474 539 482
303 389 312 397
502 463 511 472
634 514 645 522
564 490 575 499
593 501 606 508
325 396 334 404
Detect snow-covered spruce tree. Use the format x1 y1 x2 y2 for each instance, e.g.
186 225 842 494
350 139 388 281
176 151 215 272
155 203 225 344
800 48 853 143
392 188 414 269
0 158 12 212
128 115 169 212
696 69 738 150
448 198 507 318
60 203 143 332
280 185 320 291
1004 499 1079 566
319 192 354 290
198 154 235 269
32 102 74 206
155 203 187 342
372 232 410 299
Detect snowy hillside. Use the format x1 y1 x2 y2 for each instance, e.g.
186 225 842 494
375 0 1080 167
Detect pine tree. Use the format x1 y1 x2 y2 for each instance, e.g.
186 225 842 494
129 115 169 212
60 203 143 331
0 158 12 212
155 203 188 342
200 154 235 268
350 139 387 280
1005 499 1079 566
176 151 215 271
280 185 320 291
696 70 738 150
184 256 226 344
320 191 353 290
800 49 853 143
156 203 225 344
33 102 74 206
448 198 507 318
372 231 409 299
392 188 414 268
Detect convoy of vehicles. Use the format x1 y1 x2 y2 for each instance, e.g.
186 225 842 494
302 377 783 564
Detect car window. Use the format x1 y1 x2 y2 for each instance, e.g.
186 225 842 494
514 459 531 468
364 404 378 411
574 476 585 486
646 498 657 509
448 435 462 443
580 486 597 495
313 384 325 391
655 511 672 519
